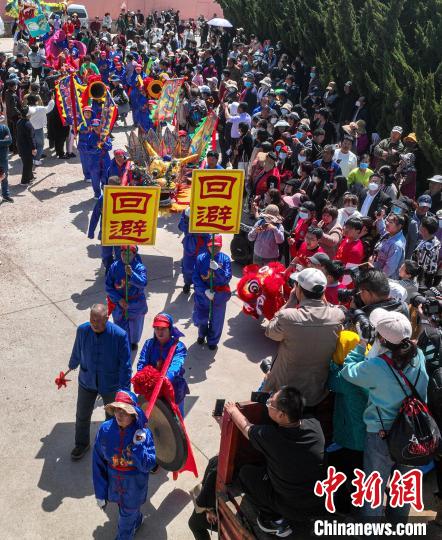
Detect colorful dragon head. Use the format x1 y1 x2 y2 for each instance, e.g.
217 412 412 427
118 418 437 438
236 262 288 320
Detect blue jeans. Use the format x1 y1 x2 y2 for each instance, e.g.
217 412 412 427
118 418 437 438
1 174 9 197
34 128 44 160
363 432 412 522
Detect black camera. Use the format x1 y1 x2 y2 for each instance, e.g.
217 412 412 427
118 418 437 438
338 287 356 303
250 391 271 405
410 290 442 319
345 308 372 340
260 357 273 374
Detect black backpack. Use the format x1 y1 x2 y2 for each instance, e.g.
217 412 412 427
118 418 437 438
376 354 441 466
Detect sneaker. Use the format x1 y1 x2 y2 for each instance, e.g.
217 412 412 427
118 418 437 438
33 159 43 166
67 152 76 158
131 343 138 351
257 516 293 538
197 337 205 345
84 178 92 183
182 284 191 294
71 444 90 461
150 464 159 474
2 195 13 203
208 344 217 351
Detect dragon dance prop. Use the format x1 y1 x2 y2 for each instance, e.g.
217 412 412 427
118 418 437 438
55 74 86 135
151 78 185 125
5 0 65 18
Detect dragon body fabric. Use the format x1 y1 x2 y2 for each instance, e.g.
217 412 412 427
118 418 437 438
236 262 289 320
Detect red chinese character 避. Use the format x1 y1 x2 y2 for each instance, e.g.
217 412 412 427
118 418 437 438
351 468 383 509
314 466 347 513
109 220 149 242
389 469 423 512
195 205 233 231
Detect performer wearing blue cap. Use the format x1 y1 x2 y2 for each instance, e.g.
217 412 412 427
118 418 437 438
178 207 210 294
77 106 94 182
136 312 189 415
87 118 112 198
106 246 148 350
193 235 232 350
93 389 156 539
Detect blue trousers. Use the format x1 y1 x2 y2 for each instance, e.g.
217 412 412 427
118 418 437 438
118 506 142 540
113 312 145 346
89 154 110 198
101 246 121 273
182 254 197 286
193 291 229 347
78 148 91 180
363 432 412 522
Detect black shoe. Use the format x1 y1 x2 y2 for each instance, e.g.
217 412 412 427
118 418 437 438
41 153 47 158
131 343 138 351
197 337 205 345
66 152 76 159
71 444 90 461
182 284 191 294
2 195 13 203
256 516 293 538
20 180 31 185
150 464 159 474
58 154 67 159
208 344 217 351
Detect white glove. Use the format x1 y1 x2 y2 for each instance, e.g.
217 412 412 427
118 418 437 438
96 498 107 510
209 260 219 270
133 429 146 445
205 289 215 301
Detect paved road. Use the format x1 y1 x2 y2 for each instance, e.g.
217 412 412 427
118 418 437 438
0 38 275 539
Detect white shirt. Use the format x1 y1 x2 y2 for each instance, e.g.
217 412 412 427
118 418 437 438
28 100 55 130
360 191 378 216
227 112 252 139
337 207 362 226
333 149 358 178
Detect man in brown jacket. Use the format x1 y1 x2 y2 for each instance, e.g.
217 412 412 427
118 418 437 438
263 268 345 407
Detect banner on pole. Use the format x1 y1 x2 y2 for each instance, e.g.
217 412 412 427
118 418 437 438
102 186 161 246
25 14 50 37
151 78 184 124
189 170 244 234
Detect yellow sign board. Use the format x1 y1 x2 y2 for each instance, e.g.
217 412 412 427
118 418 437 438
102 186 161 246
189 169 245 234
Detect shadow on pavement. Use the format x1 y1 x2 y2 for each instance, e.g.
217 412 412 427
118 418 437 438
185 342 217 385
224 310 276 364
37 421 99 512
30 178 89 202
70 198 96 235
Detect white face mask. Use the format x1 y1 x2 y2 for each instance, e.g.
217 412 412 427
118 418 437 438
270 117 277 125
298 211 309 220
313 176 321 184
355 100 361 107
368 182 379 192
344 206 357 215
298 154 306 163
279 153 287 160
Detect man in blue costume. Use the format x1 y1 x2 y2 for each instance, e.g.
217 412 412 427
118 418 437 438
137 313 189 415
87 175 121 273
178 207 210 294
87 118 112 198
77 106 94 183
68 304 131 461
97 51 111 84
107 149 132 184
106 245 148 350
93 389 156 539
193 235 232 350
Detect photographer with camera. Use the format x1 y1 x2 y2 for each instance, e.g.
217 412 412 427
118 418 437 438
341 308 428 523
372 212 406 279
263 268 345 414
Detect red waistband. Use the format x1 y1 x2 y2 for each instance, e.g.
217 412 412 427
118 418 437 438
213 285 231 293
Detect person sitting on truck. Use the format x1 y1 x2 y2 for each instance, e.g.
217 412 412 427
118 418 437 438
225 386 325 538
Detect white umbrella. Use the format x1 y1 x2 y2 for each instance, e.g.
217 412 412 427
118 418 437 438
207 17 233 28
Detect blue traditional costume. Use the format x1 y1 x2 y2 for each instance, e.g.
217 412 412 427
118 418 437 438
77 107 94 181
193 235 232 348
105 246 148 347
136 313 189 414
86 119 112 198
93 390 156 540
178 208 210 292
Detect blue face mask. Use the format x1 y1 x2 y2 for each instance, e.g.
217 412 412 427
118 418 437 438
244 81 252 88
275 145 282 152
310 72 315 78
392 206 403 215
295 131 303 140
359 162 369 169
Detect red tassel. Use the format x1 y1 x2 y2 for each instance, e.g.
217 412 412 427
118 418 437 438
55 371 71 389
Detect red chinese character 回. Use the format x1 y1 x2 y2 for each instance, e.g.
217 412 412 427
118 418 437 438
198 176 236 200
109 220 148 242
110 192 151 214
389 469 423 512
314 466 347 513
351 468 382 509
195 205 233 231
